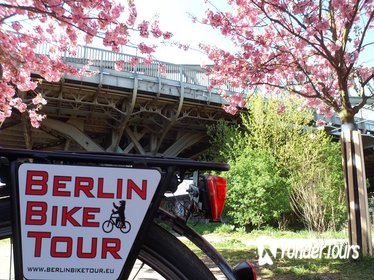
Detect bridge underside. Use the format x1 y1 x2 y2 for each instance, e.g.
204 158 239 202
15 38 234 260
0 77 234 159
0 57 373 185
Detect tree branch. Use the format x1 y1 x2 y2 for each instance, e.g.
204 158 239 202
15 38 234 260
256 1 337 69
362 72 374 87
346 9 373 76
0 3 103 38
352 92 374 113
0 12 16 23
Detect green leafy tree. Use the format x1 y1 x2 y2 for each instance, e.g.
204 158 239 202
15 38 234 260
226 149 290 229
208 95 345 231
206 119 244 163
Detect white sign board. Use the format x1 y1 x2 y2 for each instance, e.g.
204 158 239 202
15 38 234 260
17 163 161 280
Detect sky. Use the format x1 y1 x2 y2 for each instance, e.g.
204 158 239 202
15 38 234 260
129 0 374 121
132 0 374 67
127 0 230 65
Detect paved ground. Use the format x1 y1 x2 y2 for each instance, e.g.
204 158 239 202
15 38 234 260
0 239 163 280
0 239 13 280
0 238 225 280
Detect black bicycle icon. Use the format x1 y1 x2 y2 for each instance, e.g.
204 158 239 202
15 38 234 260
102 213 131 234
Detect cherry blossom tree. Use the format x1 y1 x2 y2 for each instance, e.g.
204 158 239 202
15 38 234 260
0 0 171 127
201 0 373 256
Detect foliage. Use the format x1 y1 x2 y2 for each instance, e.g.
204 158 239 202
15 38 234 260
189 221 351 239
245 96 346 231
182 229 374 280
286 133 346 231
200 0 373 123
206 119 244 162
226 148 291 228
369 196 374 209
240 95 315 168
0 0 171 127
207 96 346 231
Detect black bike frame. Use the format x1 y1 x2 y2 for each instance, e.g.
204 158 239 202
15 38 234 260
156 208 239 280
1 148 229 280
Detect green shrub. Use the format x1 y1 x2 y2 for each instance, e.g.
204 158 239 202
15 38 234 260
226 149 291 228
206 95 346 231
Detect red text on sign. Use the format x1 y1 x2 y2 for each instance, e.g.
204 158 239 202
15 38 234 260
25 201 100 227
27 231 121 259
25 170 148 200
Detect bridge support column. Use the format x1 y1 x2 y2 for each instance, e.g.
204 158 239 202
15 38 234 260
341 124 372 257
163 132 204 157
106 75 138 152
42 118 104 151
155 67 185 153
125 127 146 155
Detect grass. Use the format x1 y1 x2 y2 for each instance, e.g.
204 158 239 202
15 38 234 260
2 222 373 279
184 222 374 280
257 256 374 280
188 221 350 239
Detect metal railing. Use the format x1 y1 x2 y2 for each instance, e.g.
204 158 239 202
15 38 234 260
34 44 374 133
35 44 241 93
317 113 374 134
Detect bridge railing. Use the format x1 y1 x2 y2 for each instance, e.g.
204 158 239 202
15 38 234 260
35 44 241 93
317 113 374 134
34 44 373 132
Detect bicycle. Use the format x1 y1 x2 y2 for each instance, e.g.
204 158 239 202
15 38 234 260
0 148 256 280
102 213 131 234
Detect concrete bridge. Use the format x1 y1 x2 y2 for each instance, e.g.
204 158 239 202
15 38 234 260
0 45 373 161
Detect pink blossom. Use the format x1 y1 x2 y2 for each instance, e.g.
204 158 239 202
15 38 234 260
315 119 326 127
32 94 47 106
200 0 372 123
138 43 155 54
129 57 140 68
11 21 22 31
111 5 124 19
0 106 12 123
226 93 245 108
28 110 46 128
163 32 173 40
115 60 125 71
158 64 167 76
10 98 27 113
151 20 163 38
143 56 153 65
223 104 238 115
277 103 286 114
0 1 171 126
138 20 149 38
126 4 137 26
17 80 38 92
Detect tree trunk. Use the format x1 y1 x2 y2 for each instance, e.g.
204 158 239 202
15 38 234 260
341 122 372 257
